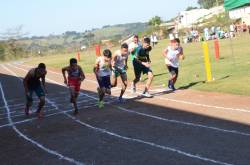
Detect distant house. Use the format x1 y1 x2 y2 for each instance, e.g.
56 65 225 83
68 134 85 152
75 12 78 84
178 9 210 28
160 22 176 32
224 0 250 24
178 6 225 28
119 34 134 45
101 39 114 48
160 21 177 39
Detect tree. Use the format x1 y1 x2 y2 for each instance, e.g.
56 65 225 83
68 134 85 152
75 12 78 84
148 16 163 26
0 25 28 40
198 0 224 9
0 42 6 60
0 26 28 59
83 32 95 47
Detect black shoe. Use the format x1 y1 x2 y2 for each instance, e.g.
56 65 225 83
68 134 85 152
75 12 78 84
168 80 171 89
171 85 176 91
168 80 176 91
25 107 29 116
74 109 79 115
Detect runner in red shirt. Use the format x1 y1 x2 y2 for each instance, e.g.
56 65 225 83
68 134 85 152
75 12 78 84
62 58 85 115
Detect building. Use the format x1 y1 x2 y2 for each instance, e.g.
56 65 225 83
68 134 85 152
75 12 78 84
224 0 250 24
178 6 225 28
119 34 135 45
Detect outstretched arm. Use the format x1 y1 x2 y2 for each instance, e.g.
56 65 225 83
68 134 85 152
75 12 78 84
41 71 47 93
79 66 85 81
125 57 128 70
163 48 171 64
163 48 168 58
23 72 31 94
178 47 185 60
112 53 117 69
93 59 100 75
62 66 68 85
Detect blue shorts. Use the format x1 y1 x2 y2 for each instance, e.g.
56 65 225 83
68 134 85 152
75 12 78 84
97 76 111 89
26 85 45 102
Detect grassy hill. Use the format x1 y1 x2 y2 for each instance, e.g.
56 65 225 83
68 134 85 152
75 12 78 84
0 22 148 61
93 23 148 40
23 34 250 96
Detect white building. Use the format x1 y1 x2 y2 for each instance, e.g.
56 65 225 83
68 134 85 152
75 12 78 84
179 9 210 28
225 0 250 24
178 6 225 28
228 6 250 24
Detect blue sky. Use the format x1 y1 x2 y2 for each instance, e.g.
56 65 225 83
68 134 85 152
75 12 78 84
0 0 198 36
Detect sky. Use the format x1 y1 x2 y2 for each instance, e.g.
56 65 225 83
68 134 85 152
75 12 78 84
0 0 198 36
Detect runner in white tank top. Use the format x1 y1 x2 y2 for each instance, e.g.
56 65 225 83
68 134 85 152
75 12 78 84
94 49 112 108
163 38 184 91
111 43 129 102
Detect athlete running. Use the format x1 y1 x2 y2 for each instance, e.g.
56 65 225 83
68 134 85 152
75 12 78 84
94 49 112 108
23 63 47 118
163 38 184 91
111 43 129 102
62 58 85 115
131 37 154 97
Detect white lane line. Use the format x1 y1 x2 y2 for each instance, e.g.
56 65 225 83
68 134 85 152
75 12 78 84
17 64 250 114
0 82 84 165
1 93 90 105
0 110 18 116
0 65 85 165
7 64 239 165
2 91 69 101
0 64 115 129
0 103 25 109
0 104 55 112
115 106 250 136
10 64 250 136
80 92 250 137
156 96 250 113
0 108 57 120
0 104 98 129
64 113 234 165
0 97 72 117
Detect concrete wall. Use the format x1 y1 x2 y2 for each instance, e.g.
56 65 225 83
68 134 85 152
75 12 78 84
229 5 250 20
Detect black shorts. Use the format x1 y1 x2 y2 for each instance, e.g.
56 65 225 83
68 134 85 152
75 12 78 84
167 66 178 77
97 76 111 89
133 60 152 79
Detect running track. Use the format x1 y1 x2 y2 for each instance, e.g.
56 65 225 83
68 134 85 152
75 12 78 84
0 63 250 165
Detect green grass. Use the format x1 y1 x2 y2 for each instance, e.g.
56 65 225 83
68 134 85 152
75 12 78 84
23 35 250 96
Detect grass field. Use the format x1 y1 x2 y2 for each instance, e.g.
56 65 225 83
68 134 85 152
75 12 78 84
23 35 250 96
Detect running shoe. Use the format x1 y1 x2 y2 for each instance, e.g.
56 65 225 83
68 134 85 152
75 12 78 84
131 83 136 93
171 85 176 91
24 107 29 116
36 111 43 119
74 109 79 115
97 101 104 108
141 92 153 98
168 80 171 89
168 80 176 91
118 97 126 103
